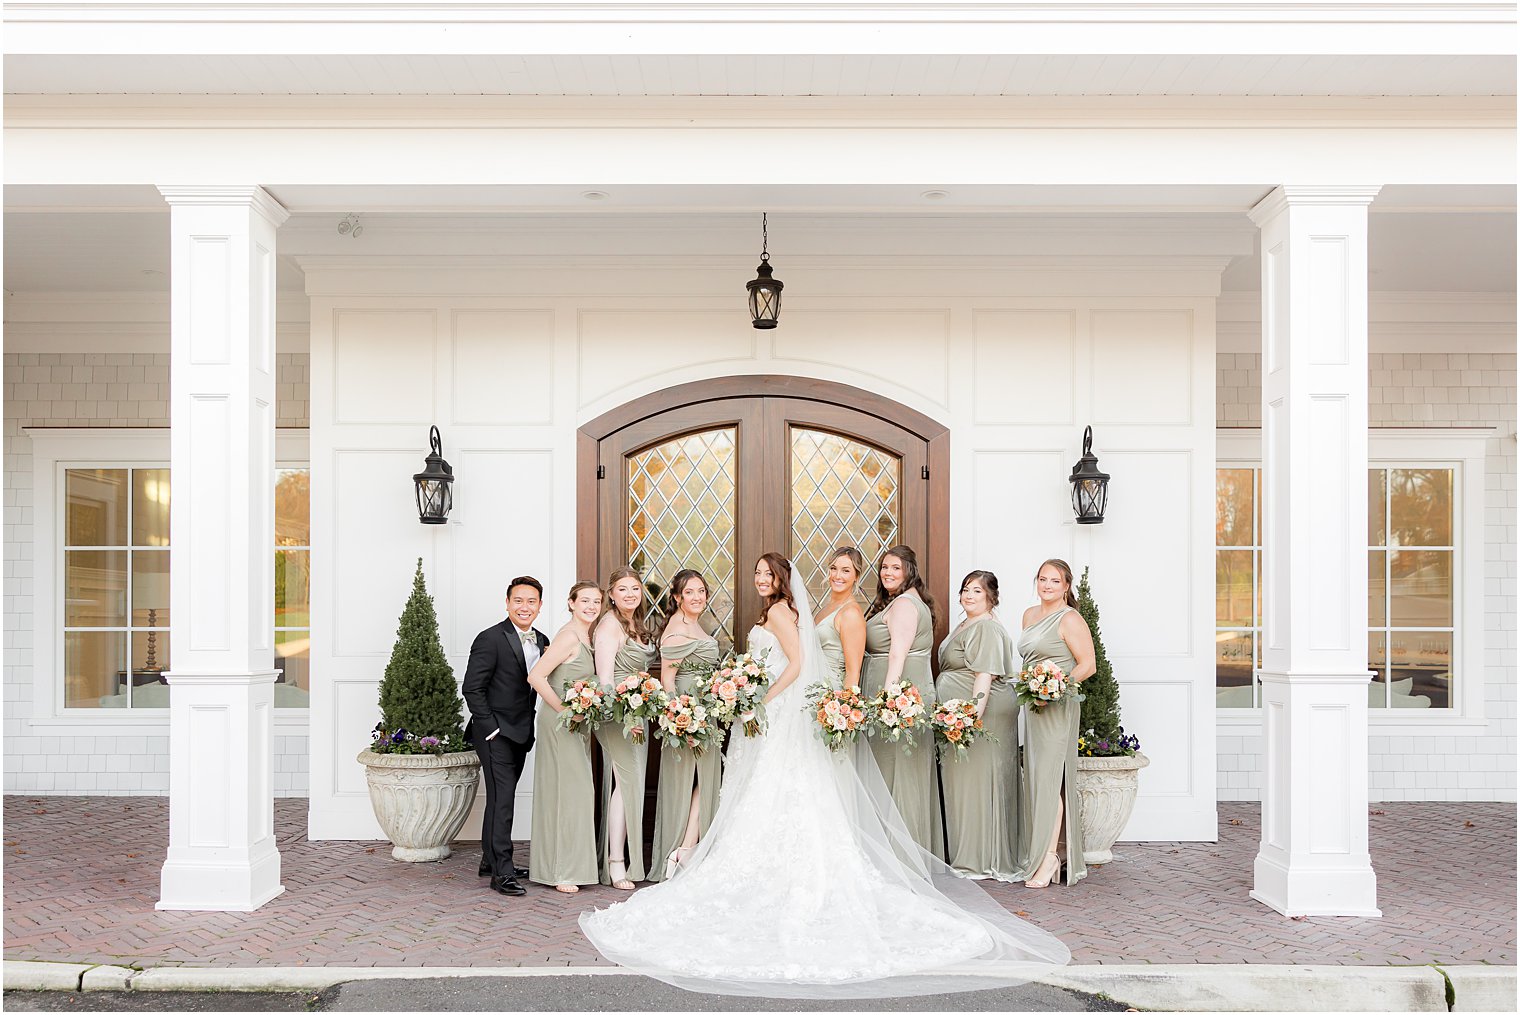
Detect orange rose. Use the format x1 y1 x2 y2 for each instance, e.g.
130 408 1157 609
946 728 962 742
673 713 692 731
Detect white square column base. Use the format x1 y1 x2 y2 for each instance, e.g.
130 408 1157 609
1251 670 1381 919
156 669 285 912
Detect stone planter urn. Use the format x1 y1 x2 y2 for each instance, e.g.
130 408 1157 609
357 749 480 861
1075 752 1150 865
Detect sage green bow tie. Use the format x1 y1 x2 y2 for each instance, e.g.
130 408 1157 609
519 630 536 648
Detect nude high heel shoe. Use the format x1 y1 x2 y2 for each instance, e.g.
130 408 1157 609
1024 851 1060 889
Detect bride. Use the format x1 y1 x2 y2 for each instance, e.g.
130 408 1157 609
579 553 1070 998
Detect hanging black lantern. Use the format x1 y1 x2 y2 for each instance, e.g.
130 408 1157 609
746 212 783 329
1069 425 1110 524
413 425 454 524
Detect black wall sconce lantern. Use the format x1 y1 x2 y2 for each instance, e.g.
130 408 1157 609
413 425 454 524
1069 425 1110 524
746 212 783 329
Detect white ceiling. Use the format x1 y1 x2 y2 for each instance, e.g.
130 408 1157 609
3 185 1513 296
5 53 1515 97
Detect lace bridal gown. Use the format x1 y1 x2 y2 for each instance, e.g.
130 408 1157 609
579 565 1070 999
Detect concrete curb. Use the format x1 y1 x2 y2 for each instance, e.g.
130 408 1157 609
1442 964 1517 1013
1042 964 1453 1012
5 959 1515 1011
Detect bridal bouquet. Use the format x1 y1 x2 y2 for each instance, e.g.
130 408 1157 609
700 649 771 736
932 696 995 761
804 683 868 751
653 692 720 757
556 679 608 734
607 671 666 744
1014 660 1070 710
863 678 928 751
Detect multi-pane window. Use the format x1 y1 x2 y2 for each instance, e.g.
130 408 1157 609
63 468 171 708
1214 468 1261 708
275 469 311 707
1369 468 1454 709
1215 465 1457 710
61 465 311 710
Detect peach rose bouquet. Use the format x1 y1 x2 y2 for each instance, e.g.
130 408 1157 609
804 683 868 751
555 679 608 734
607 671 665 744
1014 660 1070 710
932 695 995 760
699 648 771 737
863 677 928 752
653 692 720 757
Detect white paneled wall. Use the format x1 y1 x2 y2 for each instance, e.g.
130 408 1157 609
3 351 311 795
304 285 1217 842
1215 349 1518 802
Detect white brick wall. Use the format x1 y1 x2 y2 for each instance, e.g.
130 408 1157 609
3 351 312 795
1216 351 1518 802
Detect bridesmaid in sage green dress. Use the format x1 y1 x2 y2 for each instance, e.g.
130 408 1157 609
935 570 1021 881
813 546 868 692
1016 558 1097 888
592 567 656 889
649 569 723 881
862 544 944 859
526 581 604 893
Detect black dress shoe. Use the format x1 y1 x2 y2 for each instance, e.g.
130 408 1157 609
480 861 530 879
478 861 491 877
490 876 526 897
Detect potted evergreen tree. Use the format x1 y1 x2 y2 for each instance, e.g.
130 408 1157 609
1074 566 1149 865
356 559 480 861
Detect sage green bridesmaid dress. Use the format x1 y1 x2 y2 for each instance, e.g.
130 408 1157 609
815 605 848 688
935 616 1021 881
595 635 654 884
648 634 723 882
1016 606 1087 886
528 641 599 888
862 593 944 858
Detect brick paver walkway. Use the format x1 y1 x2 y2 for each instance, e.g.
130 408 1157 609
3 798 1513 969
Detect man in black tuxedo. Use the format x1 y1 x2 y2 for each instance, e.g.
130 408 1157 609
463 576 549 897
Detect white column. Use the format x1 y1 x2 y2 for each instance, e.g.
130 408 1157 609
1248 185 1381 918
156 186 289 911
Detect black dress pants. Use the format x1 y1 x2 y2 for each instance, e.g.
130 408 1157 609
477 734 531 876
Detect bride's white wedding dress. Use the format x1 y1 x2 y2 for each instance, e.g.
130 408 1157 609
579 566 1070 998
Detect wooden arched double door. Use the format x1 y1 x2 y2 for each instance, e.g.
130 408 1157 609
577 376 950 652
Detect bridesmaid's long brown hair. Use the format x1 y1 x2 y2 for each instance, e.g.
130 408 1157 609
754 553 799 625
1036 558 1079 609
602 566 655 645
865 544 938 626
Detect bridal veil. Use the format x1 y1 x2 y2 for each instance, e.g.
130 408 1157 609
578 560 1070 998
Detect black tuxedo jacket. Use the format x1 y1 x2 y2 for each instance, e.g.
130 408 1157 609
462 620 550 748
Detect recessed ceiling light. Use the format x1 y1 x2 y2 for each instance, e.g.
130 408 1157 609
920 190 949 201
581 190 609 201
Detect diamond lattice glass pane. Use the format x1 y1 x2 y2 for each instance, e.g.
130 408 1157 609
626 429 737 642
789 428 902 606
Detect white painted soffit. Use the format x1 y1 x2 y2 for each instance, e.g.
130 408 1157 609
3 2 1515 58
3 54 1516 98
3 3 1516 98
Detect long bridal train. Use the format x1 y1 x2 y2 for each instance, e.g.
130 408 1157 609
578 562 1070 999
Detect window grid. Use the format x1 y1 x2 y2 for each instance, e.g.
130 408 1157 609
274 467 312 708
1216 464 1457 712
60 464 313 711
1369 466 1456 710
61 467 169 710
1215 466 1262 709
